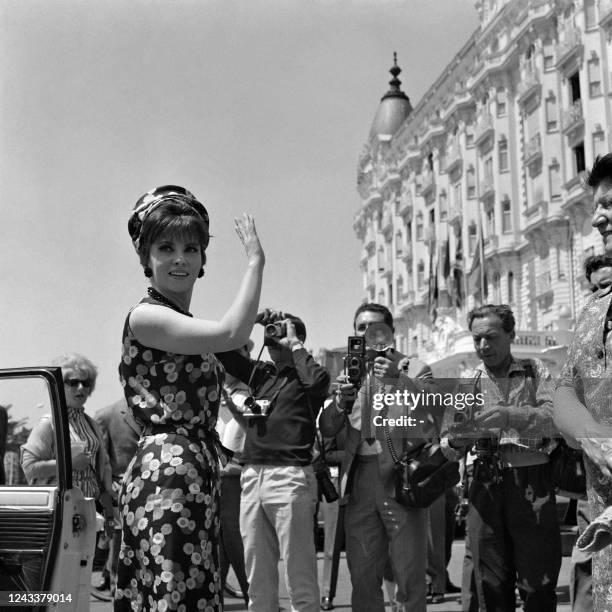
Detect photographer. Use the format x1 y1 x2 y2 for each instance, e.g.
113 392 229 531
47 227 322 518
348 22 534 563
319 302 435 612
216 310 330 612
440 304 560 612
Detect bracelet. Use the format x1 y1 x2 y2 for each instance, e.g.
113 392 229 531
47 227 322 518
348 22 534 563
291 342 304 351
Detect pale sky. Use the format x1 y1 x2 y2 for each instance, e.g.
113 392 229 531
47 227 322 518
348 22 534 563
0 0 479 418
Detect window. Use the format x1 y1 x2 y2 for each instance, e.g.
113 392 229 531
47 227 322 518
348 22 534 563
377 246 385 272
439 190 448 218
453 182 462 209
396 276 404 300
468 223 478 256
395 230 403 257
594 130 606 159
466 124 475 147
508 271 514 303
556 246 566 280
545 96 558 132
467 167 476 199
549 162 561 199
406 221 412 245
388 282 393 306
486 208 495 237
378 289 385 304
492 272 501 303
417 261 425 288
416 213 424 241
574 142 586 174
526 108 539 139
588 57 602 97
496 88 507 117
543 39 555 70
569 72 581 103
484 157 493 179
498 138 508 172
526 44 535 71
585 0 597 28
502 198 512 233
427 152 434 172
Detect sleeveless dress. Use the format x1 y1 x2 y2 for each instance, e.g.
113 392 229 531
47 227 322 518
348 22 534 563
114 301 227 612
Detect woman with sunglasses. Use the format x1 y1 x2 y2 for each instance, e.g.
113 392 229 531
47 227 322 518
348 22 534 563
114 186 264 612
21 352 113 501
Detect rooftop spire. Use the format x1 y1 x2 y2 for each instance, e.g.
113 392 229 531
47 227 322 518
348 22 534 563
382 51 408 101
368 52 412 139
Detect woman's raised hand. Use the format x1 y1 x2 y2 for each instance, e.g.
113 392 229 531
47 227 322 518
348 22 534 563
235 213 265 266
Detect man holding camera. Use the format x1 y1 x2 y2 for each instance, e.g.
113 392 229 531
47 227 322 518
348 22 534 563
320 302 434 612
216 310 330 612
440 304 560 612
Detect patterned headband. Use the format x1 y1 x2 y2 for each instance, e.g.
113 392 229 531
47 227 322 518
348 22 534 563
128 185 210 251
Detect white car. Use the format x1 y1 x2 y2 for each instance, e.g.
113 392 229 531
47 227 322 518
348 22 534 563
0 367 98 611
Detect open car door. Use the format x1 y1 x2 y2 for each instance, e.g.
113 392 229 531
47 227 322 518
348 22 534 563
0 367 97 611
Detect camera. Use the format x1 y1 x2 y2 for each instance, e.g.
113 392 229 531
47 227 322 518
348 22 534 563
313 459 339 503
264 322 286 346
242 396 271 420
344 336 365 387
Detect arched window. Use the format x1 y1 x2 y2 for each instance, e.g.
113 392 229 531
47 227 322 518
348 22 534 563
416 212 424 241
468 223 478 256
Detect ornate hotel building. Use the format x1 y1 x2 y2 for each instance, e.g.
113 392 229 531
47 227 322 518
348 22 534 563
350 0 612 376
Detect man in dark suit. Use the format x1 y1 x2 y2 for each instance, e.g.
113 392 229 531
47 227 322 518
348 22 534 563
320 303 435 612
93 398 141 597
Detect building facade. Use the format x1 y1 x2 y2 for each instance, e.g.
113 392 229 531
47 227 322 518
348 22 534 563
354 0 612 375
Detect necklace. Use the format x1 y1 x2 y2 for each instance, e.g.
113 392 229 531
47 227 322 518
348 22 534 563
147 287 193 317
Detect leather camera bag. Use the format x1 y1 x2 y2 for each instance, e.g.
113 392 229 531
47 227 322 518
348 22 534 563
549 438 587 498
384 425 460 509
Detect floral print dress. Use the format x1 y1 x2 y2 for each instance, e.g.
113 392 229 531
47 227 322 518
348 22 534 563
114 305 226 612
557 286 612 611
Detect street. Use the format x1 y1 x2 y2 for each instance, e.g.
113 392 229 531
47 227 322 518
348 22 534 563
90 537 577 611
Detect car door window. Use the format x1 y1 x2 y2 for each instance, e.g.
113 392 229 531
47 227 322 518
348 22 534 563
0 369 69 597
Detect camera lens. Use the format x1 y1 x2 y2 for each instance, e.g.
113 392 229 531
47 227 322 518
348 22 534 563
265 323 279 337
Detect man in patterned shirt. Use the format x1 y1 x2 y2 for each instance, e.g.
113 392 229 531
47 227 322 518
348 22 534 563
440 304 561 612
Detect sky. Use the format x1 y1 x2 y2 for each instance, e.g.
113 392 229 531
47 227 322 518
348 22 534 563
0 0 479 420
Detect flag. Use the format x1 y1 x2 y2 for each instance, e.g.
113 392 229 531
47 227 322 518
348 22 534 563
428 245 439 323
442 239 451 280
467 229 487 304
452 232 464 309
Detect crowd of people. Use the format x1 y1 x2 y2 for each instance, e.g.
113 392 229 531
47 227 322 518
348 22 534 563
15 153 612 611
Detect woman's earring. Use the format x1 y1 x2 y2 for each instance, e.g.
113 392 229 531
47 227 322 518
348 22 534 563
144 266 153 278
198 268 205 278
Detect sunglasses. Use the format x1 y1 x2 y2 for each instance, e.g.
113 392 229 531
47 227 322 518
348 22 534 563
64 378 92 389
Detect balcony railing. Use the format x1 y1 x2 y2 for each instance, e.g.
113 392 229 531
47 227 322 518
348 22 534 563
448 205 462 228
474 113 494 147
535 270 552 297
421 172 435 198
525 132 542 166
601 0 612 26
445 143 463 174
556 27 582 66
517 67 541 106
479 176 495 201
381 209 394 236
561 100 584 133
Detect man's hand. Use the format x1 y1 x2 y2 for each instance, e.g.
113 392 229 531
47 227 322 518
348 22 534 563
256 308 286 325
333 373 358 412
277 319 302 349
473 405 511 433
372 355 400 380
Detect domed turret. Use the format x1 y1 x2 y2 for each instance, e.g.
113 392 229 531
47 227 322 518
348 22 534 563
369 52 412 140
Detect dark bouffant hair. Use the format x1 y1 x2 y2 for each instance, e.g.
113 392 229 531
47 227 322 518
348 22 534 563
467 304 515 333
